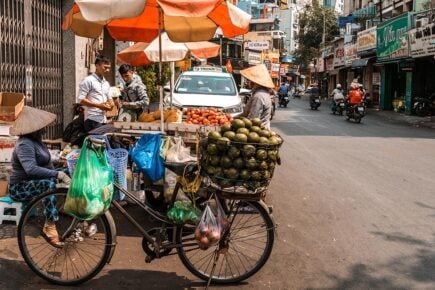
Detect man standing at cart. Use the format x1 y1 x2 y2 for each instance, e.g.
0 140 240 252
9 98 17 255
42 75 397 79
118 64 149 120
78 55 115 133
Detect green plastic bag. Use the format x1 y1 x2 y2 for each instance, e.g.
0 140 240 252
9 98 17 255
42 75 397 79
167 201 201 224
64 137 114 220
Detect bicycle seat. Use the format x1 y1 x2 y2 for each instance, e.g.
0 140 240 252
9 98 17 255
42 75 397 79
164 162 198 176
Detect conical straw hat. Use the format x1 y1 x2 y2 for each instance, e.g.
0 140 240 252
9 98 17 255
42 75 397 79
240 64 275 89
10 106 56 136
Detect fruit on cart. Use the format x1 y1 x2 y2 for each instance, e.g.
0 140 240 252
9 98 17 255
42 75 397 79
185 108 232 125
138 108 181 123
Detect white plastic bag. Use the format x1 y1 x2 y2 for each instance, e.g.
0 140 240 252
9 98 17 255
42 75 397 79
194 205 221 250
165 137 195 162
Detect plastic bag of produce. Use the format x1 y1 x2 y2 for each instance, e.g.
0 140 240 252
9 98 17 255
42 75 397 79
167 200 200 224
216 198 229 232
64 137 114 220
130 133 164 182
194 205 221 250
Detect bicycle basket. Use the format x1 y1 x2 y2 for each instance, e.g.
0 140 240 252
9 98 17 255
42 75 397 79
199 135 283 197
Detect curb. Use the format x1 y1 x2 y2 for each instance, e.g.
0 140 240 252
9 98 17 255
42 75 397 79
367 108 435 129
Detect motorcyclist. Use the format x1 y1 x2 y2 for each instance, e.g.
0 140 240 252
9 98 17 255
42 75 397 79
330 84 344 110
278 82 289 103
346 83 363 107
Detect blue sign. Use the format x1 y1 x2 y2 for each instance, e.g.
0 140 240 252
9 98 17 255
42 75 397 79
339 16 354 28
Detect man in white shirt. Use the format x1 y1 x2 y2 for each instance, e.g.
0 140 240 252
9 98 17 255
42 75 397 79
78 55 115 133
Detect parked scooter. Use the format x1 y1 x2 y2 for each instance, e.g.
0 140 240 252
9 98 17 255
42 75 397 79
279 93 290 108
413 92 435 117
331 99 346 115
346 102 366 123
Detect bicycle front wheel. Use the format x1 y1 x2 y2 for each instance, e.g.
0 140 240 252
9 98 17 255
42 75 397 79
17 189 114 286
177 200 275 284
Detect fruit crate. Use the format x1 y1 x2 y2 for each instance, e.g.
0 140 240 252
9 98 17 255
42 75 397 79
114 121 220 146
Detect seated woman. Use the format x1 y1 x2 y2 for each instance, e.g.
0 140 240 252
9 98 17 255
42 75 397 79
8 106 71 247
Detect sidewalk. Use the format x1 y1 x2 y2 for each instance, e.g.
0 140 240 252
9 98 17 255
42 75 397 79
367 108 435 130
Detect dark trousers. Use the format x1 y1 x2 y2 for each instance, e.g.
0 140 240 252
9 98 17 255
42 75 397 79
84 119 103 133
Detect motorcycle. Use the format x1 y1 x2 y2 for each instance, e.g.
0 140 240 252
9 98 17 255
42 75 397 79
346 102 365 123
413 92 435 117
310 97 321 110
331 99 345 115
279 93 290 108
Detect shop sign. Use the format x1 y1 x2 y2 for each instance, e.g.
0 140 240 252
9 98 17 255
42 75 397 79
244 41 270 51
271 63 280 78
321 46 334 57
333 39 345 67
344 43 358 65
247 51 262 65
377 13 410 61
325 57 334 71
409 23 435 58
357 26 377 52
316 57 324 73
280 64 288 76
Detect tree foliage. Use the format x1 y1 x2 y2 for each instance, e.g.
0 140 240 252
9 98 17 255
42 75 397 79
136 64 171 103
294 0 339 70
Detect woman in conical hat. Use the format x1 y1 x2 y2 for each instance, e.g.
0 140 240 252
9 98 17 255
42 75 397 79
240 64 274 129
9 106 71 247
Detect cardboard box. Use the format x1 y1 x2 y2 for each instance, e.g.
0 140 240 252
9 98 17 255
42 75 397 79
0 92 25 122
0 180 8 197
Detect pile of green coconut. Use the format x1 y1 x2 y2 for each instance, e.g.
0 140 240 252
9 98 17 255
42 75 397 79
201 117 283 190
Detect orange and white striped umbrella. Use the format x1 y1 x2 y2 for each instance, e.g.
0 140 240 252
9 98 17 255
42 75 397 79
62 0 251 43
117 33 220 66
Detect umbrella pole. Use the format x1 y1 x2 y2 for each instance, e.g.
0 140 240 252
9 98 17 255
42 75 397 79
170 61 175 107
158 8 164 133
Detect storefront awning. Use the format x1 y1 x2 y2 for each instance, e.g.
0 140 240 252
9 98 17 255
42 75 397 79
351 57 373 68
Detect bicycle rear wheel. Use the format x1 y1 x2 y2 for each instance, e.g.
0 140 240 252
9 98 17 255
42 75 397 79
177 200 275 284
17 189 114 286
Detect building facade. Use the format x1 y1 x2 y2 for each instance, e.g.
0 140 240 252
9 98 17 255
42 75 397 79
321 0 435 113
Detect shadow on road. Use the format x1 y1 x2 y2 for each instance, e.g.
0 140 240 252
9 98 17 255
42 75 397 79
0 257 200 289
308 231 435 290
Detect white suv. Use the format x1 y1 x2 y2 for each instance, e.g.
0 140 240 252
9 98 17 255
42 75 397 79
168 66 243 117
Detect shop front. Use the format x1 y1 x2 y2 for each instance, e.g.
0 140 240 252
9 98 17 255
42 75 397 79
330 38 346 94
354 26 379 106
409 20 435 104
376 13 413 113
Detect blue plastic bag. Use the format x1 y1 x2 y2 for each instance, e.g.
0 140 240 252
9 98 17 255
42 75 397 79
130 134 164 182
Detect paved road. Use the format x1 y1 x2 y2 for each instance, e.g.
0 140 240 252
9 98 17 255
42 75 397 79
1 99 435 289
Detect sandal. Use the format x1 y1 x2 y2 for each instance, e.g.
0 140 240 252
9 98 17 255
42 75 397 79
41 231 64 248
42 221 64 248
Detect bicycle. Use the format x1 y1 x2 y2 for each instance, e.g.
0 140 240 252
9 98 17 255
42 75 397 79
17 139 276 286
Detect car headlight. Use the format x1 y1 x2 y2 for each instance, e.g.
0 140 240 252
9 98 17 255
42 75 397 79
223 104 243 114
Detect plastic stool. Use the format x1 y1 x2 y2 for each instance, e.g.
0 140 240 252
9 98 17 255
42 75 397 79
0 198 23 225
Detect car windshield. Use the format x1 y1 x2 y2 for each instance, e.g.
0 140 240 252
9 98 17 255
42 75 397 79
175 75 236 95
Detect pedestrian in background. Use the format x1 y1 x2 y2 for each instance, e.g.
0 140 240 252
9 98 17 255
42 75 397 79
78 55 114 133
